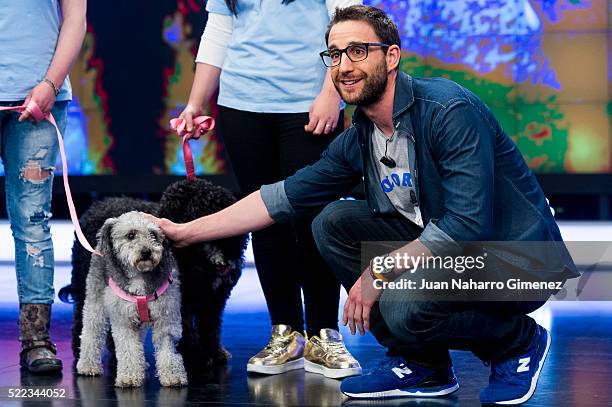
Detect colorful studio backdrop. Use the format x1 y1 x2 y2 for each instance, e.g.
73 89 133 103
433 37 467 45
0 0 610 177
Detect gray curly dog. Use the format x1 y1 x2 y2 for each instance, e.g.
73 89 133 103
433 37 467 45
76 211 188 387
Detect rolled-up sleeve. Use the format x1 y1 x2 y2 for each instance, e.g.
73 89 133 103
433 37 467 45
260 181 297 224
419 219 462 257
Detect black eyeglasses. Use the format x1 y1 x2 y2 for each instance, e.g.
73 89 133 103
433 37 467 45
319 43 390 67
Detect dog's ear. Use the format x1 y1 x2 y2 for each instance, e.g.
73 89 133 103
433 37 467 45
161 233 174 253
97 217 118 255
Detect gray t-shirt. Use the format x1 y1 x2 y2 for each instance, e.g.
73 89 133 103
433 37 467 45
372 125 423 227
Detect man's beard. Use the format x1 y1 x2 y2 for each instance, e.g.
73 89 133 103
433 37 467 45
335 61 388 107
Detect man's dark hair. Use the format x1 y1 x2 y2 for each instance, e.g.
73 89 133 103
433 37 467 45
325 5 401 48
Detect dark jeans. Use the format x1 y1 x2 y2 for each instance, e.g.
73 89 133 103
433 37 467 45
311 200 543 366
217 106 344 337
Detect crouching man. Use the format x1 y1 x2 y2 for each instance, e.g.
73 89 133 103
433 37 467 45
147 5 578 405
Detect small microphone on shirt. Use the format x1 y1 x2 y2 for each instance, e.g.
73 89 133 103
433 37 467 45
380 156 397 168
410 190 418 205
380 131 397 168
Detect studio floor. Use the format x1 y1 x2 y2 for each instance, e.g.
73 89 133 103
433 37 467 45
0 221 611 406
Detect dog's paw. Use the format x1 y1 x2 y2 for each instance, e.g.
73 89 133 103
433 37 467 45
209 345 232 365
159 354 188 387
76 359 103 376
158 362 188 387
114 373 145 388
159 371 188 387
214 345 232 364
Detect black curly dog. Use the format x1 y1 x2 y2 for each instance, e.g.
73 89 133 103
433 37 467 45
59 179 247 375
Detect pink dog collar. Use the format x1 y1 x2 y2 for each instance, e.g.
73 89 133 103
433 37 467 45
108 276 173 322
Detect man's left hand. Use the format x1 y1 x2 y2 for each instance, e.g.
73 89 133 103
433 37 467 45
304 91 341 135
342 267 382 336
19 82 57 122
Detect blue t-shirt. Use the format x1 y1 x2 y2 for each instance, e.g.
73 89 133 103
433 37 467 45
206 0 331 113
0 0 72 102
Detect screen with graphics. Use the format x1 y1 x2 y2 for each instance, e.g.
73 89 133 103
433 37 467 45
0 0 609 176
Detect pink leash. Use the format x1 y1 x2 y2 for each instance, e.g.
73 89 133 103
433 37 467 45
0 101 100 256
169 115 215 180
108 276 173 322
170 114 234 277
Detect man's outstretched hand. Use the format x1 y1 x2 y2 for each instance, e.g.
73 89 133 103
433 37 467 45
141 213 191 248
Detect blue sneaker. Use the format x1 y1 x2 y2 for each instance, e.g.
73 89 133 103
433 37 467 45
340 356 459 399
480 325 551 405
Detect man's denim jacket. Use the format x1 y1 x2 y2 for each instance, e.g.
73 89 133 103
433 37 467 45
261 72 578 279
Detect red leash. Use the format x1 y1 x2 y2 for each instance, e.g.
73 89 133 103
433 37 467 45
169 116 215 179
0 101 100 256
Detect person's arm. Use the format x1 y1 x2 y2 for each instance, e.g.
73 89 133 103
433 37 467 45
304 71 342 135
419 101 495 248
179 12 232 135
19 0 87 122
148 129 361 244
304 0 362 135
180 63 222 134
342 238 432 336
148 191 274 247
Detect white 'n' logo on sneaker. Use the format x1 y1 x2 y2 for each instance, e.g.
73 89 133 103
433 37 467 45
517 357 531 373
392 366 413 379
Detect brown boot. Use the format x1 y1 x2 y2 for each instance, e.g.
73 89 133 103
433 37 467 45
19 304 63 374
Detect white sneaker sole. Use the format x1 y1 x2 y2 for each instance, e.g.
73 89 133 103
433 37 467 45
342 382 460 399
494 327 552 405
304 359 362 379
247 357 304 375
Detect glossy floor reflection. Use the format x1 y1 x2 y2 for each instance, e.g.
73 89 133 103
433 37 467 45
0 300 611 406
1 217 612 407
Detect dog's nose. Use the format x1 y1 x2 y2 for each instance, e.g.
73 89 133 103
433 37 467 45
141 248 152 259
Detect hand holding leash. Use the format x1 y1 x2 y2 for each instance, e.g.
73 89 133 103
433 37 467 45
169 114 215 180
18 81 58 122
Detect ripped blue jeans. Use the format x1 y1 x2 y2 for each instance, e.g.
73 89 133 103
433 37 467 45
0 101 67 304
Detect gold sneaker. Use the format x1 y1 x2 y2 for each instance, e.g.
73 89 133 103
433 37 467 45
247 324 305 375
304 329 362 379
